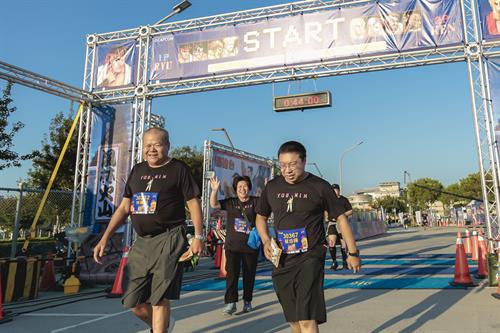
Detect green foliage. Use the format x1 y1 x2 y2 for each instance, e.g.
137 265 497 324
0 82 38 170
439 183 464 207
374 195 407 213
407 178 443 210
458 172 483 200
170 145 204 189
28 109 77 190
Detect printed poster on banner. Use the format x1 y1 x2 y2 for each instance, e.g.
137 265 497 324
211 148 272 200
478 0 500 40
94 41 137 89
150 0 463 82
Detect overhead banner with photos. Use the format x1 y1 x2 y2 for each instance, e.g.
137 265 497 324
478 0 500 40
84 103 134 225
211 148 272 200
150 0 463 82
94 41 137 90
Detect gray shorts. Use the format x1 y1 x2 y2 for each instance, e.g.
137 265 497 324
122 225 187 308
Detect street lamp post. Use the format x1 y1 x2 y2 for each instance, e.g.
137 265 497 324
307 162 324 178
154 0 192 25
211 128 235 148
404 170 414 225
339 141 363 191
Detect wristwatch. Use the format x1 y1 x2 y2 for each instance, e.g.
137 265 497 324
194 234 205 241
348 249 360 257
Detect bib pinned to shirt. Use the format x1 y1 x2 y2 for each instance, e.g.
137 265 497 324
234 218 250 234
277 227 308 254
131 192 158 214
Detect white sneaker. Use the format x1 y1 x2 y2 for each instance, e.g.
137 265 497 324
222 302 237 315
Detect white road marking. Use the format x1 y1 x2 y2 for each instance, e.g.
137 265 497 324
50 309 130 332
21 313 104 317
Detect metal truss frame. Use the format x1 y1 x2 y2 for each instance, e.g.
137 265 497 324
68 0 500 241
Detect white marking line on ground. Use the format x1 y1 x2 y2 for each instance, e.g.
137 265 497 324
21 313 104 317
50 309 131 332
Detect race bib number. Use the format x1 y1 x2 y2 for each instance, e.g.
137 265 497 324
131 192 158 214
277 227 308 254
234 218 250 234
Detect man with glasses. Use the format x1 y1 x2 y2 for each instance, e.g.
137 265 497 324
93 127 204 333
256 141 361 333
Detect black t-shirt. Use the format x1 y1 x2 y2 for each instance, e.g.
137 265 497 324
123 159 200 237
256 173 346 270
327 195 352 235
219 196 259 253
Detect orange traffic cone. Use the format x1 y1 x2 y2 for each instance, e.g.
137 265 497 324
450 232 475 287
218 247 227 279
464 227 471 254
492 252 500 300
475 233 488 279
471 228 479 261
0 267 13 324
40 252 56 291
106 246 129 298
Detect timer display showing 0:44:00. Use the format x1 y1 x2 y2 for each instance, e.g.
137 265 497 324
273 91 331 112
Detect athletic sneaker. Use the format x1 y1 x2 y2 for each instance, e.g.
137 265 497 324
330 261 339 271
243 301 253 313
222 302 237 315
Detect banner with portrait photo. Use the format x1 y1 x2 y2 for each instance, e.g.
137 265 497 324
211 148 272 200
478 0 500 40
84 103 134 225
94 41 137 89
485 57 500 166
150 0 463 82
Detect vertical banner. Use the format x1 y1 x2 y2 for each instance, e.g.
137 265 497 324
84 103 134 225
94 41 138 89
486 57 500 170
211 148 272 200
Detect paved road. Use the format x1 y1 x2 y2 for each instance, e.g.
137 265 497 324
2 227 499 332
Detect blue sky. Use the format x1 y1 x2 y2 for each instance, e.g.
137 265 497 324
0 0 479 195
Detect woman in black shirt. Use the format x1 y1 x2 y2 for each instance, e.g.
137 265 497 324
210 175 259 315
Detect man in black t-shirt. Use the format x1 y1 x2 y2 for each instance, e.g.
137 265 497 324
326 183 353 270
93 127 204 333
256 141 361 332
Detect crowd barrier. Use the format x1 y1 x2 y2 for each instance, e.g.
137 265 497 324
350 220 387 240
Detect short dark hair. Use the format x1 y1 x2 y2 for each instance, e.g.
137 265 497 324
332 184 340 190
277 141 306 160
144 127 170 145
233 175 252 191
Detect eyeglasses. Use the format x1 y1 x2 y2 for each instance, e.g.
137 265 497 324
279 161 300 171
144 143 165 150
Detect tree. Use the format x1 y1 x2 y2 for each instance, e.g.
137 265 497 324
0 82 38 170
28 110 77 190
373 196 407 214
458 172 483 200
407 178 443 210
439 183 465 207
170 145 204 190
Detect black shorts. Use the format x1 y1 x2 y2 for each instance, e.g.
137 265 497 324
122 225 187 308
272 256 326 324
